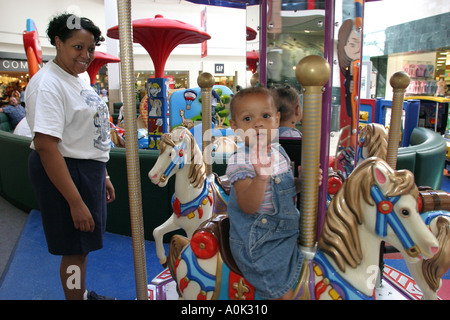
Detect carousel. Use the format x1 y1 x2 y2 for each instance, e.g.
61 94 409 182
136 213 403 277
110 0 450 300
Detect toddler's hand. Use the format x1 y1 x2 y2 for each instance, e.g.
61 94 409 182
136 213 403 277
250 144 273 179
297 166 323 186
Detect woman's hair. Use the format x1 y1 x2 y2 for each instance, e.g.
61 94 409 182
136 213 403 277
271 85 300 122
47 13 104 46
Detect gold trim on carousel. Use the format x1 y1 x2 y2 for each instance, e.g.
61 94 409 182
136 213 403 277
211 253 223 300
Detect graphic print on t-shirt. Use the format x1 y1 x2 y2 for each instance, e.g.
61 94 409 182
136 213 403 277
81 89 111 151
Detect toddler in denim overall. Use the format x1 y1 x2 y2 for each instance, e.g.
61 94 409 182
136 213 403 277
226 87 303 300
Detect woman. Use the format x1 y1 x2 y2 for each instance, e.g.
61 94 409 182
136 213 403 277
26 13 115 300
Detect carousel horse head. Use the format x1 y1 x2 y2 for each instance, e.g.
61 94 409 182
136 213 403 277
319 157 439 272
211 136 238 154
357 123 388 164
149 126 206 188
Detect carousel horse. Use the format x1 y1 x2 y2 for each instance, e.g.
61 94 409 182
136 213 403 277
167 157 440 300
356 122 450 299
148 126 227 265
357 123 388 165
211 136 238 154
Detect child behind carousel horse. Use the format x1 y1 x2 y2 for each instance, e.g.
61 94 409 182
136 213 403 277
271 85 303 138
226 86 303 300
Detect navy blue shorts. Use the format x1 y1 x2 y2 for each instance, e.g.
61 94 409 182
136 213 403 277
28 150 107 255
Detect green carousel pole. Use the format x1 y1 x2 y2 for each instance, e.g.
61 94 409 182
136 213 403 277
117 0 148 300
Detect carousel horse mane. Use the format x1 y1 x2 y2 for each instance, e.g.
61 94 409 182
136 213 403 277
422 216 450 291
360 123 388 160
159 127 206 188
318 157 418 272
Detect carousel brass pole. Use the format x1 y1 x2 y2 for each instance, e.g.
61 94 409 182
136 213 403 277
117 0 148 300
198 72 215 176
386 71 410 169
295 55 331 251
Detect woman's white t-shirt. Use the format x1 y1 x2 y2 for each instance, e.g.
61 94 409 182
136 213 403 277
26 60 111 162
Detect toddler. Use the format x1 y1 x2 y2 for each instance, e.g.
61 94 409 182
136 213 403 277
226 87 303 300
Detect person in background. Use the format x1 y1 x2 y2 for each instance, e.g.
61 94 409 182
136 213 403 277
0 96 26 129
26 13 115 300
20 86 26 106
271 85 302 138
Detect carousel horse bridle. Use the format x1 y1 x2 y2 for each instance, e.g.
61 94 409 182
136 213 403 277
159 140 187 183
370 185 420 257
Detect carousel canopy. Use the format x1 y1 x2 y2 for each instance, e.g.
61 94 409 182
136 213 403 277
107 14 210 78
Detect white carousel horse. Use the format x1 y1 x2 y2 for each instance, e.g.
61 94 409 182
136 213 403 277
404 210 450 299
211 136 238 154
356 122 450 299
148 126 227 265
167 157 441 300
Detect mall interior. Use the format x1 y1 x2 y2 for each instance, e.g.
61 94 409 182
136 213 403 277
1 0 450 301
0 0 448 108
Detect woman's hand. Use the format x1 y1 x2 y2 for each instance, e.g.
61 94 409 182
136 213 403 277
70 199 95 232
106 176 115 203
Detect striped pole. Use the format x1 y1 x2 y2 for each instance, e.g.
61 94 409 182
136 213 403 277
117 0 148 300
386 71 410 169
296 55 331 250
198 72 214 176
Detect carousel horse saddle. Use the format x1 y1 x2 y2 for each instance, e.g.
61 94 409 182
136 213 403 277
213 173 231 196
194 213 243 276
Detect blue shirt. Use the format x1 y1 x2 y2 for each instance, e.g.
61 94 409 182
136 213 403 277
2 104 25 128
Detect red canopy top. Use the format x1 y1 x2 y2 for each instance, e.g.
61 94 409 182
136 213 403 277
246 50 259 74
246 26 257 41
87 51 120 85
107 14 210 78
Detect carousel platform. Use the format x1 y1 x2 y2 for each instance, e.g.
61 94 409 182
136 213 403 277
1 176 450 300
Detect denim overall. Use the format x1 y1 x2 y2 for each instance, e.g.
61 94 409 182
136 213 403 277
228 145 303 299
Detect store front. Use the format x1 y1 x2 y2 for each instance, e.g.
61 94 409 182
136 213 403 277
0 53 30 103
368 12 450 99
0 52 54 103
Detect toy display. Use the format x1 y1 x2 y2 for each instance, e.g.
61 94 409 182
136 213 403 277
405 96 450 135
169 85 233 130
147 77 170 150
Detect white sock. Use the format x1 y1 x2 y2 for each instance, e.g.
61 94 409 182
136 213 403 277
83 290 88 300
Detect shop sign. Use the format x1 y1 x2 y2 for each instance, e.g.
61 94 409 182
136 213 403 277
214 63 224 74
0 59 29 72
